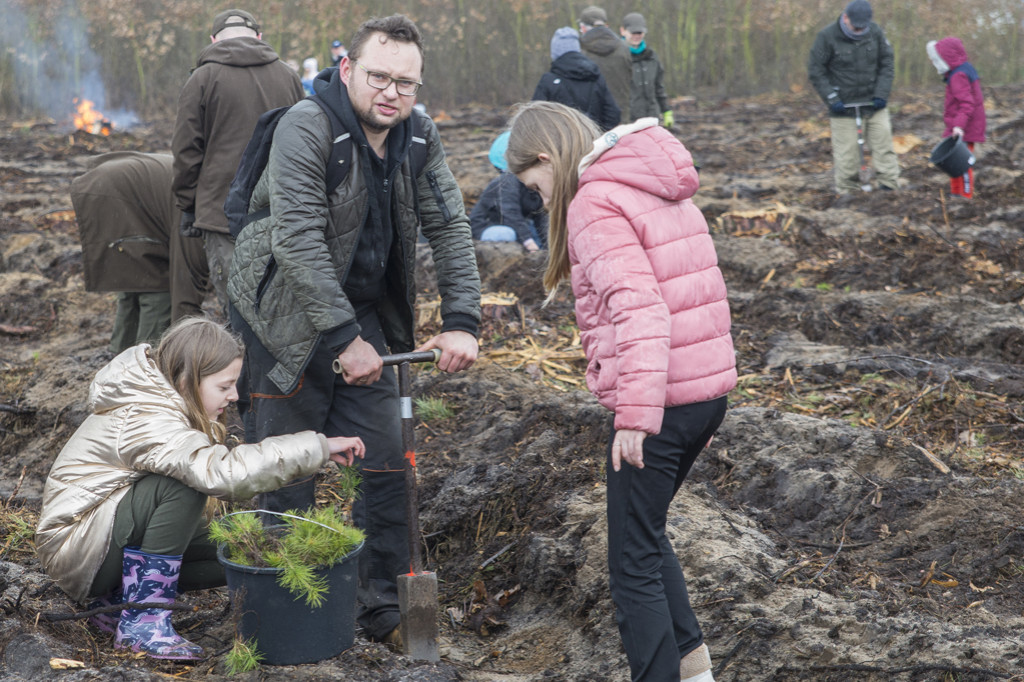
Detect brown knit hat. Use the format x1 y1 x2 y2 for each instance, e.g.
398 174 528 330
211 9 260 37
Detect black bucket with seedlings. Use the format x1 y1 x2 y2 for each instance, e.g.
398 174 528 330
212 510 364 665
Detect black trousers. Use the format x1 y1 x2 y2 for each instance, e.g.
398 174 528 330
242 303 406 641
606 397 727 681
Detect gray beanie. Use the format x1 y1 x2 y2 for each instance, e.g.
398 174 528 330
844 0 872 29
550 26 581 60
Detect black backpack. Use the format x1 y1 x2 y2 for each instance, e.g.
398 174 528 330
225 94 428 239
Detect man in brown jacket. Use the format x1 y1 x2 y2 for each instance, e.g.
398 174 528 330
171 9 304 316
578 5 632 124
71 152 208 352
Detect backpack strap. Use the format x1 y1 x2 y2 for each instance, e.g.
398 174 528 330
237 99 427 237
409 110 429 178
239 95 351 230
311 95 429 194
311 93 353 196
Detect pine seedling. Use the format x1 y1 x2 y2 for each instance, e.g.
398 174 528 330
211 505 365 606
415 395 454 421
208 511 267 567
225 636 264 674
332 464 362 505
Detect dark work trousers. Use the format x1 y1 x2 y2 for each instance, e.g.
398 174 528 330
606 396 727 682
169 226 210 322
88 475 223 599
108 291 172 354
243 303 406 641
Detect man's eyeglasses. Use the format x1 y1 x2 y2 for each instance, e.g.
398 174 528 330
354 61 422 96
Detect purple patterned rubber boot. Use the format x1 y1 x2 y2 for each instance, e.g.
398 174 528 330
113 547 203 660
86 588 122 634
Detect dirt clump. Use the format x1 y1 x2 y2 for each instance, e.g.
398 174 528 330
2 87 1024 681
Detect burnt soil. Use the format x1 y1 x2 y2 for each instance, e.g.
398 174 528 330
2 86 1024 681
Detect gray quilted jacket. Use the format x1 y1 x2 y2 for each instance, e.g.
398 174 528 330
228 79 480 394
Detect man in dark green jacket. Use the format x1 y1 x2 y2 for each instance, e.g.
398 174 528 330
808 0 900 193
228 14 481 647
172 9 304 315
579 5 632 124
619 12 671 125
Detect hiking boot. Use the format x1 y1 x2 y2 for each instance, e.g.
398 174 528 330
383 627 403 652
833 193 856 208
114 547 203 661
680 642 714 682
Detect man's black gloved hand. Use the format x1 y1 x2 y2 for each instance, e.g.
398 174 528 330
827 91 844 115
872 97 886 110
179 211 201 238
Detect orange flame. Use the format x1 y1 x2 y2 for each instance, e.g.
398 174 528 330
73 98 112 136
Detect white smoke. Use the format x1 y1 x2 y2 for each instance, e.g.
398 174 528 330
0 0 138 128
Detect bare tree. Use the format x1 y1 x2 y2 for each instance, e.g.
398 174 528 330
1 0 1021 118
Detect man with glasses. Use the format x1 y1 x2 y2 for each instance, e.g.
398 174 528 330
808 0 900 194
227 14 480 649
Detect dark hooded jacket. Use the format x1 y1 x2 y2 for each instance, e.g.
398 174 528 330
807 16 894 117
171 36 304 234
70 152 208 318
72 153 180 293
228 68 481 393
470 172 549 246
935 37 986 143
628 45 668 120
532 51 620 130
580 25 632 124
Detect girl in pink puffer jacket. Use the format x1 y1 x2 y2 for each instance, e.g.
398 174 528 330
506 101 735 682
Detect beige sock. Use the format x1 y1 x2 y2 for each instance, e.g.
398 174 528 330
680 643 712 679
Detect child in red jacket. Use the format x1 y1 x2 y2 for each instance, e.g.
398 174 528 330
927 37 986 198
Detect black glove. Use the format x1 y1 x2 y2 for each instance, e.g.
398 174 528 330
179 211 201 238
829 100 846 115
872 97 886 110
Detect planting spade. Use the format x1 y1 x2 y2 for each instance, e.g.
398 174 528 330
333 348 442 661
845 101 875 191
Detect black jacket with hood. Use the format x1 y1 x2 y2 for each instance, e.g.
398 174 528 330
470 172 548 246
533 51 620 131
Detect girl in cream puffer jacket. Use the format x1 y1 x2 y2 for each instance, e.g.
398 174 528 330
506 101 734 682
36 318 363 660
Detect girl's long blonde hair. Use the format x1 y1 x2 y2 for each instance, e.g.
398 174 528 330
154 317 244 444
505 101 600 297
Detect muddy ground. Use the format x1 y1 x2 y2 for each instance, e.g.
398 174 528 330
2 85 1024 681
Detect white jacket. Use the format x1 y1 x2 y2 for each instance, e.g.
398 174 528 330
35 345 330 602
